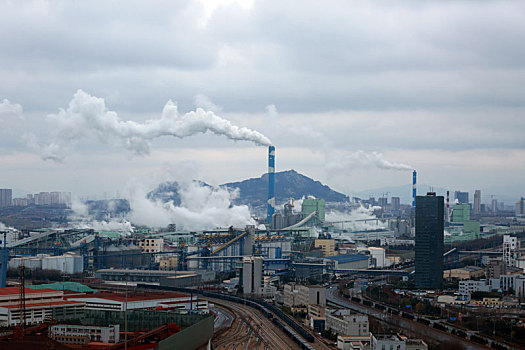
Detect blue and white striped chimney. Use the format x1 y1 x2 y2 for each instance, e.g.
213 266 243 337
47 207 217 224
267 146 276 223
412 170 417 209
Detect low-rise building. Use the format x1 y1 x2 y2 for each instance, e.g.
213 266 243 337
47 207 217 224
443 266 485 280
471 297 503 307
283 284 326 307
0 287 85 326
66 291 207 312
326 309 369 336
315 238 336 257
139 238 164 263
337 335 370 350
458 280 490 296
324 254 369 270
50 324 120 344
371 333 406 350
159 256 178 271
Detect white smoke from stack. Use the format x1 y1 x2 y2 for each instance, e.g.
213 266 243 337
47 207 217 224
326 150 413 173
35 90 272 162
265 104 412 173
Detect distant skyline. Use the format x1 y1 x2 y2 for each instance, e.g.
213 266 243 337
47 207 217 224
1 1 524 202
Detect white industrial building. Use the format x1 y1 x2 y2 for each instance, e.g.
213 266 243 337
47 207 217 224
283 284 326 307
66 291 206 312
242 256 263 296
326 309 369 336
50 324 120 344
9 253 84 274
0 287 85 327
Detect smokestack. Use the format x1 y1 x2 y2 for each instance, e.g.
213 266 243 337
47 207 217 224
267 146 276 223
412 170 417 209
446 190 450 222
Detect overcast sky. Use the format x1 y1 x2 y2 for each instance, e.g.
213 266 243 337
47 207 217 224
1 0 524 204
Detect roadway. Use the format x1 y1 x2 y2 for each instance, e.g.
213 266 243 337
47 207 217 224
326 287 489 350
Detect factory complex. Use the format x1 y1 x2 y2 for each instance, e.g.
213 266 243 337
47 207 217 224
0 147 524 349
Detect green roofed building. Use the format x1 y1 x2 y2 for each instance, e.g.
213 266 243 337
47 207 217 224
27 282 96 293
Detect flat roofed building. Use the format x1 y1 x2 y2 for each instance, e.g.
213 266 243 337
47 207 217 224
371 333 406 350
324 254 369 270
0 287 85 326
337 335 370 350
443 266 485 280
50 324 120 344
326 309 368 336
66 291 200 312
315 239 335 257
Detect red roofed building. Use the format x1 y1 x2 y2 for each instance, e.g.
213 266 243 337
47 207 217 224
0 287 85 326
66 291 208 313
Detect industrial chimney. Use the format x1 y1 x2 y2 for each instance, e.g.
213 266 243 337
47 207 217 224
412 170 417 210
267 146 276 223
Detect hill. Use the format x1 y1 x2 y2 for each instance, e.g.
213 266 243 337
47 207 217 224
223 169 349 208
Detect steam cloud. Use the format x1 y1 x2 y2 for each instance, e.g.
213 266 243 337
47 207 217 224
34 90 272 161
126 179 255 230
265 104 413 173
326 205 386 231
326 150 412 172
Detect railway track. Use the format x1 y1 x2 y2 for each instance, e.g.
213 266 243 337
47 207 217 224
207 297 301 350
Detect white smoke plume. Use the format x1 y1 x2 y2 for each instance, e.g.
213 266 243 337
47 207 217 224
125 177 255 231
69 198 134 235
76 219 134 234
35 90 272 162
326 205 386 231
265 104 412 173
326 150 412 172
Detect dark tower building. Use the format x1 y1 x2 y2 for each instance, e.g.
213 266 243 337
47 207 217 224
415 192 444 289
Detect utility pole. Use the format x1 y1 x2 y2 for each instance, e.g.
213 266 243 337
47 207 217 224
125 272 128 350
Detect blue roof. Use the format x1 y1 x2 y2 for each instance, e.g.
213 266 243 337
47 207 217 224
326 254 368 263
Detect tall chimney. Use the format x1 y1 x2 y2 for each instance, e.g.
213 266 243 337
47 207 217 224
446 190 450 222
412 170 417 209
267 146 276 223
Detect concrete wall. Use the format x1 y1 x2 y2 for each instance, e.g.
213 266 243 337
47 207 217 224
159 315 214 350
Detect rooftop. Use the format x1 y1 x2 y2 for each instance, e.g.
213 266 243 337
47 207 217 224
325 254 369 263
67 291 188 302
0 287 60 296
2 300 84 309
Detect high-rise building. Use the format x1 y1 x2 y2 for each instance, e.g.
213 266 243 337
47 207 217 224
242 256 263 295
415 192 444 290
473 190 481 215
391 197 400 211
503 235 519 268
378 197 388 208
515 197 525 217
491 199 498 214
454 191 469 204
0 189 12 208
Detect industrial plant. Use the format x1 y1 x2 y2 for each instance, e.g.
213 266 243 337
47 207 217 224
0 145 524 350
